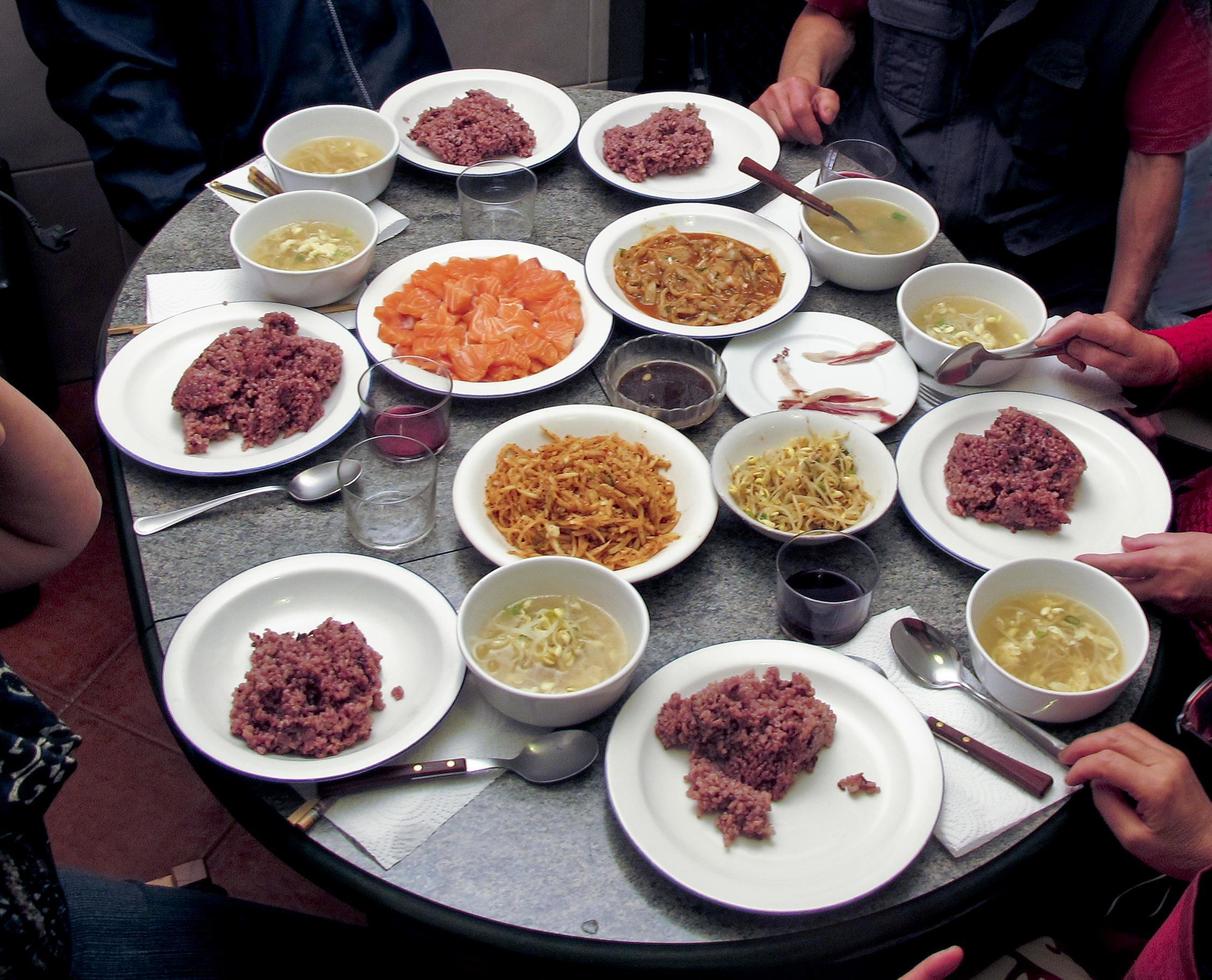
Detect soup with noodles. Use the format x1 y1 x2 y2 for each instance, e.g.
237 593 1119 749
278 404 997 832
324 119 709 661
472 595 627 693
282 136 387 174
803 197 928 255
613 228 783 326
911 296 1027 349
977 591 1123 693
249 221 364 271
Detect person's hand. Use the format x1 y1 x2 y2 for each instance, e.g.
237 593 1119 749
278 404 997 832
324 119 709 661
899 946 964 979
1078 532 1212 617
749 76 840 144
1036 311 1179 388
1060 723 1212 881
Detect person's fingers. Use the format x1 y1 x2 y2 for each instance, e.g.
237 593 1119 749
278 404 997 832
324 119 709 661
750 99 785 140
1057 352 1087 373
1037 312 1096 348
1065 338 1127 377
899 946 964 980
812 87 841 128
1121 533 1176 552
1076 549 1158 580
782 80 822 144
1065 749 1159 802
1060 724 1163 767
1090 781 1149 850
768 84 815 143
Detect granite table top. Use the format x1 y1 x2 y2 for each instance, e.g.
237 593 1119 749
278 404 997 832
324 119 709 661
104 88 1154 958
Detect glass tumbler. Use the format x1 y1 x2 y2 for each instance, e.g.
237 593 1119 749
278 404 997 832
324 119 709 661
820 139 897 183
358 355 453 456
457 162 537 241
339 435 437 551
776 531 879 646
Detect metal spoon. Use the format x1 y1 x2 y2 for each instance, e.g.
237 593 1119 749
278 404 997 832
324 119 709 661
890 618 1068 760
934 340 1067 386
287 730 600 831
132 459 352 536
738 156 862 236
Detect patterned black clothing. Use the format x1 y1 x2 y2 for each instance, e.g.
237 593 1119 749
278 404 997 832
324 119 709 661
0 657 81 978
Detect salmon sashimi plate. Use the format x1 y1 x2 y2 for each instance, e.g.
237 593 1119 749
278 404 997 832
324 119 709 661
374 254 585 383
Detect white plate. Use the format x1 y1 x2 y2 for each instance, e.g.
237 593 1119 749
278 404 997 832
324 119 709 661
896 391 1173 571
356 240 613 399
164 553 464 782
711 410 899 542
583 204 811 340
605 640 942 914
452 404 717 583
380 69 580 176
576 91 780 200
97 302 367 477
721 312 919 432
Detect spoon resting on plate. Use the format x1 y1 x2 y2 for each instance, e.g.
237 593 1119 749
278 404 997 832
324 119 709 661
288 729 600 831
933 340 1067 386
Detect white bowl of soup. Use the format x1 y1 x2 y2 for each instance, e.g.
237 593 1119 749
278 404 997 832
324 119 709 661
457 556 650 726
263 104 398 202
797 177 938 291
230 189 377 307
898 263 1049 385
966 558 1148 723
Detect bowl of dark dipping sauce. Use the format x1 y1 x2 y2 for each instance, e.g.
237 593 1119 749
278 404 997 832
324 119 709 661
603 335 726 429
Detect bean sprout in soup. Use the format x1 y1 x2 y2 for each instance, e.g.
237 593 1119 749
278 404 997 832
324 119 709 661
473 595 626 693
911 296 1027 350
282 136 386 174
249 221 364 271
803 197 928 254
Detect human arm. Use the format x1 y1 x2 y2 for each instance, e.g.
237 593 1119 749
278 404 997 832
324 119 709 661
1077 533 1212 618
1104 150 1186 326
14 0 210 244
748 5 857 144
1060 723 1212 881
0 378 101 591
1036 311 1180 386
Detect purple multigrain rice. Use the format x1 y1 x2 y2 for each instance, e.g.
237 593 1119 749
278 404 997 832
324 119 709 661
602 105 713 183
171 311 342 454
944 407 1087 532
230 618 384 758
407 89 536 166
655 667 836 846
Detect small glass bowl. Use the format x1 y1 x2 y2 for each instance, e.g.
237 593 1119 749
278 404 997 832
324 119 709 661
602 335 726 430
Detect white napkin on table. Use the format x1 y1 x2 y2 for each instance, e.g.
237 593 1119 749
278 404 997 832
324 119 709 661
836 606 1076 857
756 168 825 287
207 155 410 244
295 680 546 870
144 269 361 330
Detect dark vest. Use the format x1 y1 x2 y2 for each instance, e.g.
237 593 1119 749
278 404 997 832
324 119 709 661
834 0 1167 276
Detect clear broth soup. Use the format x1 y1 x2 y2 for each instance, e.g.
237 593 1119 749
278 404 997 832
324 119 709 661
804 197 928 255
911 295 1027 349
249 220 364 271
282 136 386 174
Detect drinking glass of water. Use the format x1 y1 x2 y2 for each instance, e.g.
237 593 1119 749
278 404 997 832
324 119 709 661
358 355 452 456
820 139 897 183
457 162 537 241
339 435 437 551
775 531 879 645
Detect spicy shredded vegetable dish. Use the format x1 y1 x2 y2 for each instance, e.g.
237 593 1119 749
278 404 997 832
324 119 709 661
613 227 783 326
485 429 679 570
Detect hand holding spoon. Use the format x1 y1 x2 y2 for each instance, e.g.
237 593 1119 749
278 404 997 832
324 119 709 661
934 340 1068 386
890 618 1068 760
133 459 353 535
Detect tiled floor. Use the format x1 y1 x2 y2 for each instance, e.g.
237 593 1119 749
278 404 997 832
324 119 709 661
1 380 363 926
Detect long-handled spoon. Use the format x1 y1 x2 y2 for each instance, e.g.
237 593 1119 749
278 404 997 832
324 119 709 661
890 618 1068 760
738 156 862 236
934 340 1068 386
133 459 353 535
287 729 600 831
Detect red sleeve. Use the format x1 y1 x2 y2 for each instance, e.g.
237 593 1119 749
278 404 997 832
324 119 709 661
807 0 869 20
1124 0 1212 154
1126 866 1208 980
1147 311 1212 389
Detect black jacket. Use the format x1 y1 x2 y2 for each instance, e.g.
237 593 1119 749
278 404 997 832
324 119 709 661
17 0 451 243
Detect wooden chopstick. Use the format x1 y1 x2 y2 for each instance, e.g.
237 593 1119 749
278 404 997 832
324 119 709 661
287 797 330 832
108 300 359 337
248 166 284 197
208 181 266 204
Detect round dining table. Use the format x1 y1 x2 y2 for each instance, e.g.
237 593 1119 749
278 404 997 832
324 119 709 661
100 88 1171 975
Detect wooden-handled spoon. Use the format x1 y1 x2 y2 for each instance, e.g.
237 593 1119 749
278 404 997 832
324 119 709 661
739 156 861 236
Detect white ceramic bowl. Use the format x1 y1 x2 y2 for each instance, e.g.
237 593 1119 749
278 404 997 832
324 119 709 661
457 557 650 726
966 558 1149 723
797 177 938 291
711 410 897 543
898 263 1049 386
583 203 812 339
230 190 377 307
452 404 717 583
263 104 398 202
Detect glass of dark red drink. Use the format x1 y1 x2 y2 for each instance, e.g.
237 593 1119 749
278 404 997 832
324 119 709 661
776 531 879 646
820 139 897 183
358 355 453 457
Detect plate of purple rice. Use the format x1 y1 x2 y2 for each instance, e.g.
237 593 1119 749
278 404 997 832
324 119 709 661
895 391 1172 571
605 639 941 913
577 92 780 201
164 553 464 782
97 302 367 477
379 69 580 176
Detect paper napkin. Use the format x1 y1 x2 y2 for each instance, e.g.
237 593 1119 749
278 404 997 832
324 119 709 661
144 269 360 330
756 168 825 287
207 155 410 244
295 680 546 870
837 606 1076 857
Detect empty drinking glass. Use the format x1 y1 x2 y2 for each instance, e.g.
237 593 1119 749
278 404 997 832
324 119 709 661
358 355 452 456
776 531 879 645
339 435 437 551
457 162 537 241
820 139 897 183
